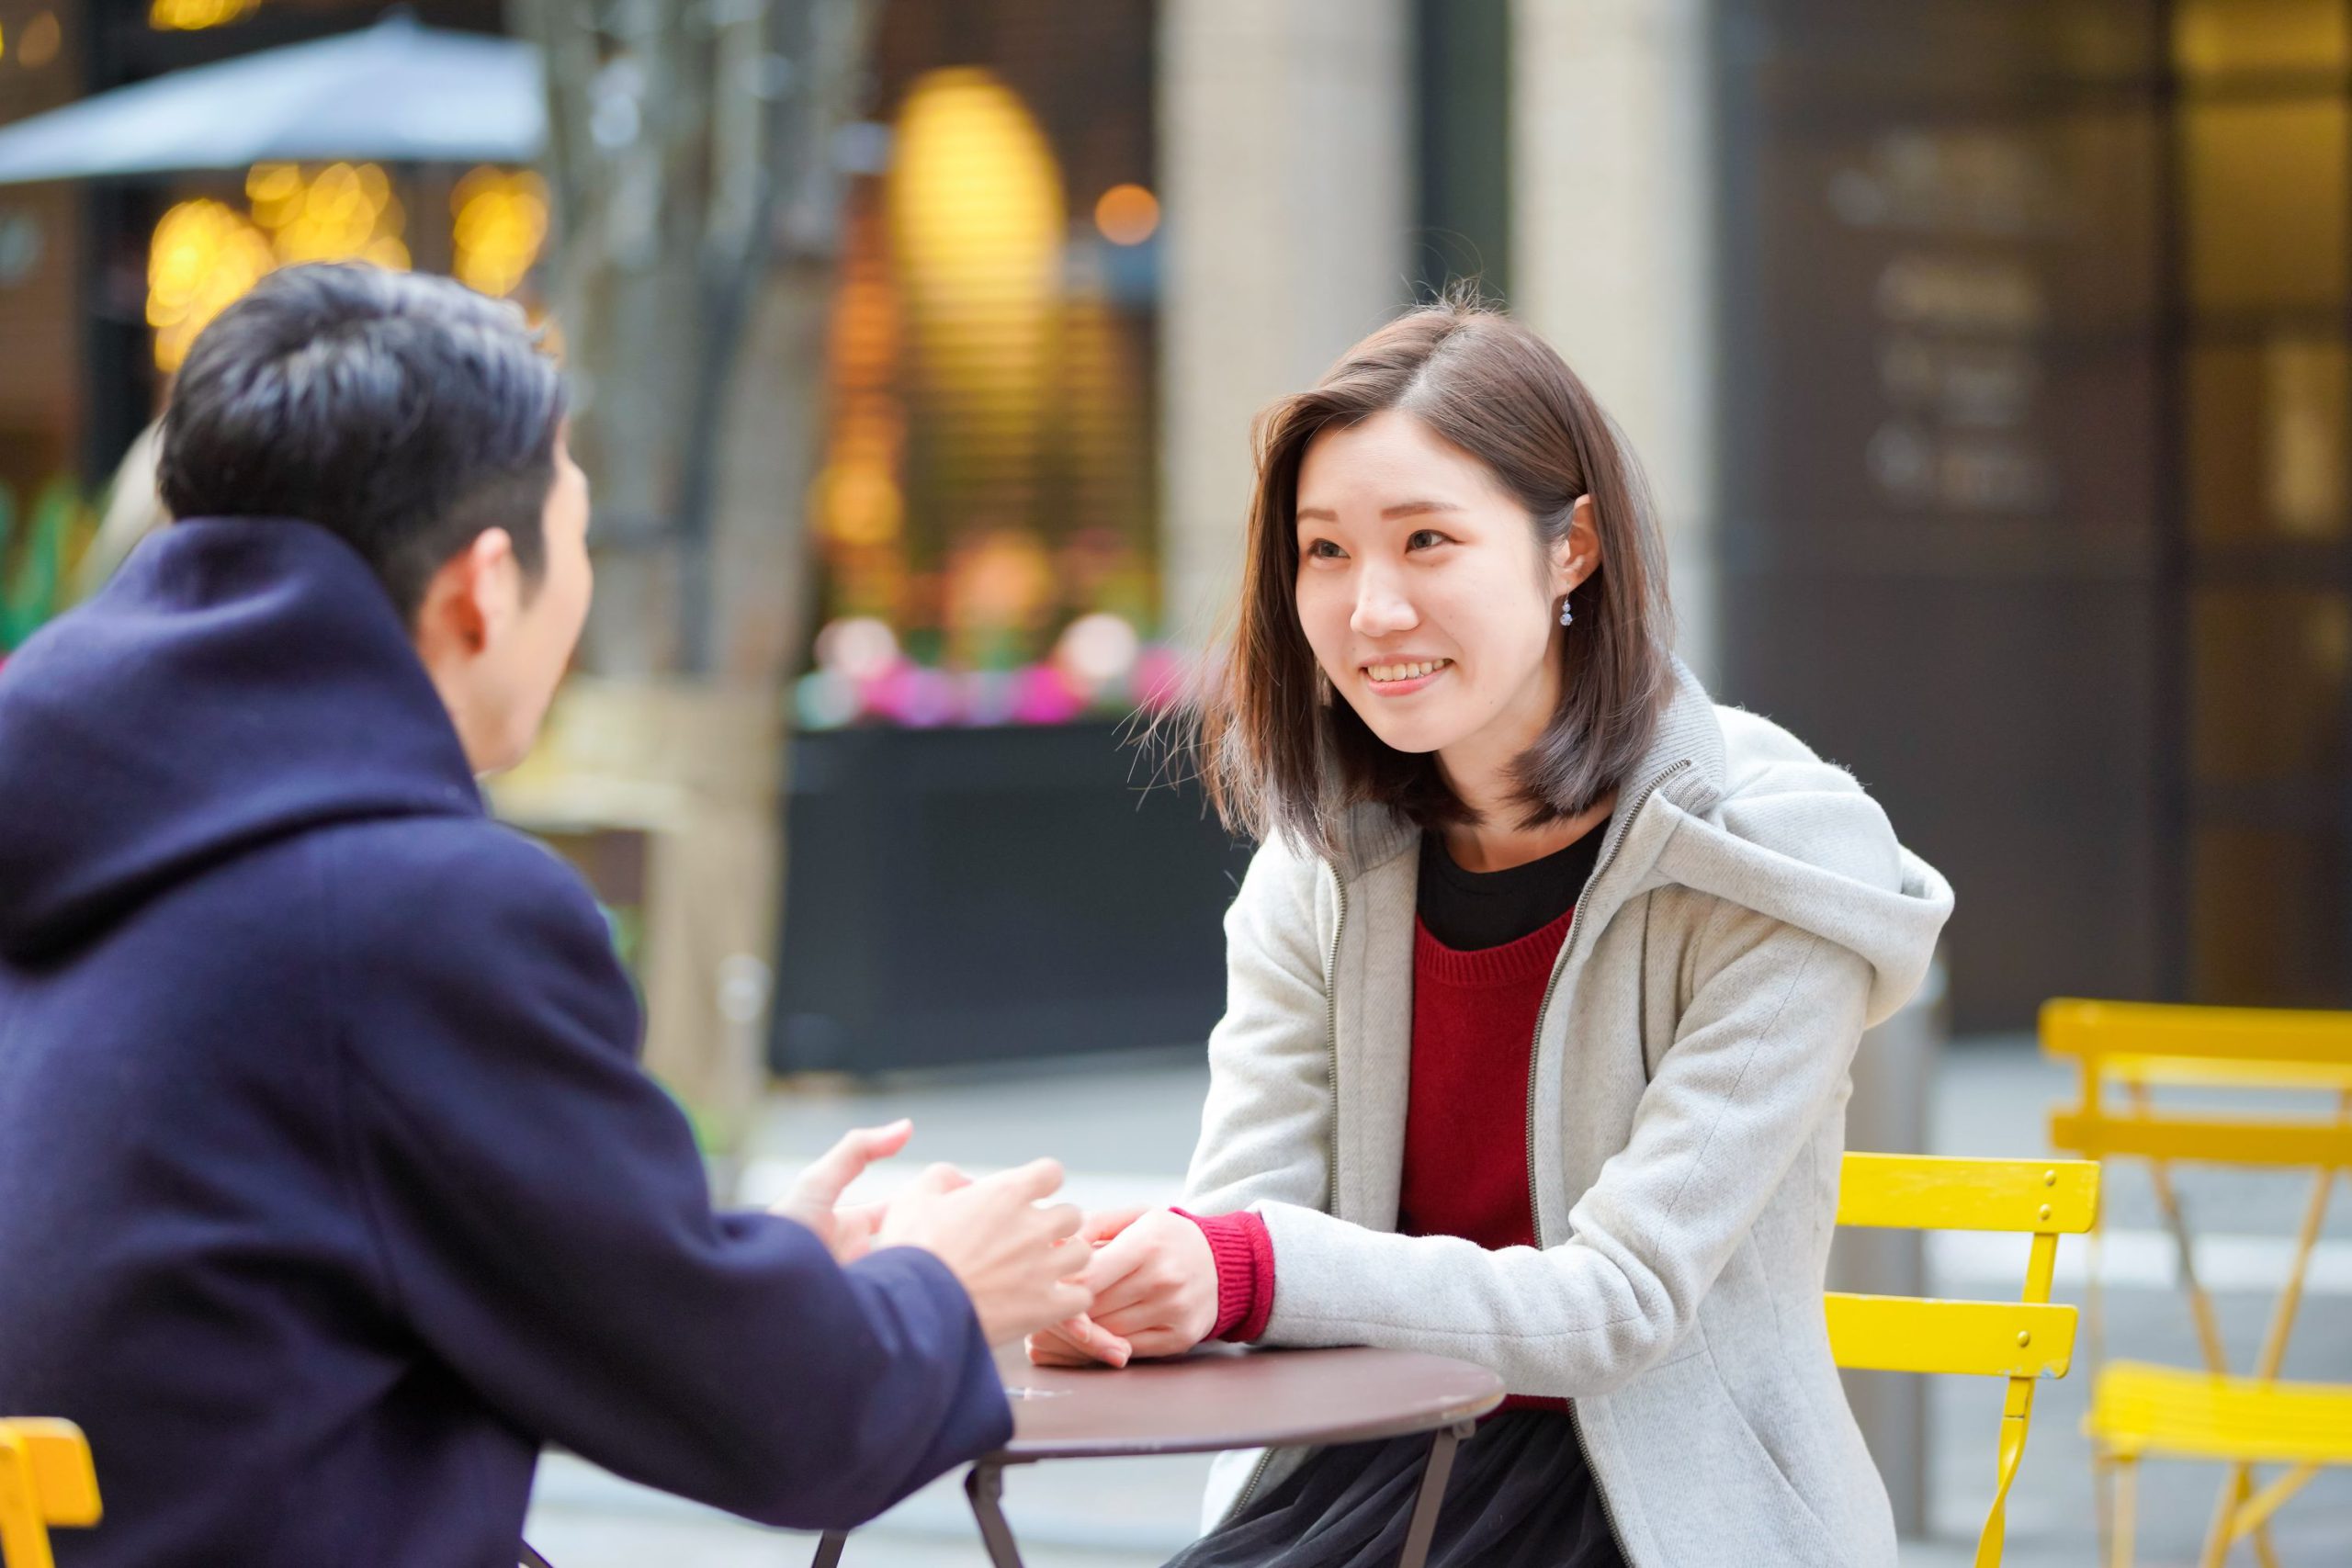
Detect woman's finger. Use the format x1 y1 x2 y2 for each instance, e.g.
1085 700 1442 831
1091 1301 1173 1341
1081 1204 1150 1245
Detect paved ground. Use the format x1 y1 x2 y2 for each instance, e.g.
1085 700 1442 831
525 1036 2352 1566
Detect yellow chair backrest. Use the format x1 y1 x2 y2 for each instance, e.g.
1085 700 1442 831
2042 998 2352 1169
1827 1152 2100 1568
0 1420 100 1568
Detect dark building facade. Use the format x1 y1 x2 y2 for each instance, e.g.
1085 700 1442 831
1716 0 2352 1027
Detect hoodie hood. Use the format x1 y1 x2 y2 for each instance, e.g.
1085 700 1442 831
1645 700 1953 1027
0 518 481 962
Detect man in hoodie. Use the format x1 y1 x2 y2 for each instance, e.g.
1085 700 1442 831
0 264 1090 1564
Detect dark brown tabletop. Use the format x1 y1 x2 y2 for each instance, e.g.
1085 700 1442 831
987 1342 1505 1462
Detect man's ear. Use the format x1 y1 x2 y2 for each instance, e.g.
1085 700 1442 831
418 528 519 656
1553 494 1603 597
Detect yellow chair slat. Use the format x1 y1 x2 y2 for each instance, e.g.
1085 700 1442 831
2101 1053 2352 1092
2048 1108 2352 1169
2087 1361 2352 1467
1835 1152 2098 1234
1826 1293 2079 1380
2042 998 2352 1069
1831 1152 2099 1568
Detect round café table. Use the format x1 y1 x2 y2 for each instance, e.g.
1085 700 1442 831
810 1342 1505 1568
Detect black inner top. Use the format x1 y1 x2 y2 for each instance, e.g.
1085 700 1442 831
1415 818 1613 952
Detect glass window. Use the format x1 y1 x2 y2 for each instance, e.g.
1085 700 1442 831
2188 336 2348 543
2174 0 2348 79
2182 97 2349 315
2192 825 2349 1004
2190 585 2351 784
797 1 1162 732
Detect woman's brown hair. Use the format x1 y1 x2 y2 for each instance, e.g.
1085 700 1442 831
1191 297 1676 856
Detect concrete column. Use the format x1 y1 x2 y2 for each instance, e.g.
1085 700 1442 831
1511 0 1719 681
1158 0 1414 647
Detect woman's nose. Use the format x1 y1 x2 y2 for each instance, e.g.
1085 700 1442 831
1350 581 1419 638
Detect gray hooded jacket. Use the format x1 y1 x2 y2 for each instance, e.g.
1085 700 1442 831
1181 662 1953 1568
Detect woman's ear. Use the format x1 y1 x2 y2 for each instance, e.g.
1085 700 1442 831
1552 494 1603 598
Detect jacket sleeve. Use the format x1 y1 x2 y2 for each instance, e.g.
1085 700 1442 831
1180 839 1335 1216
329 827 1010 1529
1250 899 1871 1398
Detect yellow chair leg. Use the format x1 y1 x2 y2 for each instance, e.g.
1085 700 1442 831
2091 1448 2114 1568
2109 1454 2138 1568
2199 1472 2233 1568
2213 1463 2283 1568
2132 1083 2231 1378
2231 1465 2321 1545
1973 1379 2036 1568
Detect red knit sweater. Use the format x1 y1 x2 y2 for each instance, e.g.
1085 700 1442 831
1184 905 1575 1414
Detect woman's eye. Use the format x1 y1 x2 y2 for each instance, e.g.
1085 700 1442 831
1304 539 1346 560
1406 529 1452 551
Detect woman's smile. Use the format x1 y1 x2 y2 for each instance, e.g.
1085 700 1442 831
1363 656 1453 694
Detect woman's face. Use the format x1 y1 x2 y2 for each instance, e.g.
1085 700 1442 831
1293 409 1586 765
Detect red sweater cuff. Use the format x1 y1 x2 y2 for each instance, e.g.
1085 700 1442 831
1173 1208 1275 1342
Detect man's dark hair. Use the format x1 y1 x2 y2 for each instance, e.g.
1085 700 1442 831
158 264 568 625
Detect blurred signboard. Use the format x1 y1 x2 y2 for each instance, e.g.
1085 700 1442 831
1713 0 2172 1027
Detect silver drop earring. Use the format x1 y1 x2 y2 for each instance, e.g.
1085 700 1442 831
1558 596 1574 628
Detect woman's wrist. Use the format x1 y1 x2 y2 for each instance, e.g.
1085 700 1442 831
1171 1207 1275 1341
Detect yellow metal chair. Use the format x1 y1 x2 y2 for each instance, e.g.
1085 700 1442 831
2042 998 2352 1568
0 1419 100 1568
1826 1150 2099 1568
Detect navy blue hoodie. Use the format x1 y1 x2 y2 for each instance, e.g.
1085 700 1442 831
0 519 1011 1564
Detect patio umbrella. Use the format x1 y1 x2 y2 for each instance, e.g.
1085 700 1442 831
0 11 544 185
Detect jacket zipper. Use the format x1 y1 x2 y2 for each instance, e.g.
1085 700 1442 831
1227 854 1351 1521
1532 758 1690 1567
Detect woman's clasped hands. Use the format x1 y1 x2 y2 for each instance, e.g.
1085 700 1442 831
1025 1206 1219 1368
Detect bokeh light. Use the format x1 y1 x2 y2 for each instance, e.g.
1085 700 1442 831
1054 612 1141 688
18 12 60 68
149 164 414 371
451 166 549 299
149 0 260 30
257 162 409 268
147 199 276 372
813 616 900 682
1092 183 1159 246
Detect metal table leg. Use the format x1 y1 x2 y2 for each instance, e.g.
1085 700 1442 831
1396 1420 1474 1568
808 1531 849 1568
966 1461 1029 1568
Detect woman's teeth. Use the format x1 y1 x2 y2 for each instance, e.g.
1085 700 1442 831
1366 659 1451 683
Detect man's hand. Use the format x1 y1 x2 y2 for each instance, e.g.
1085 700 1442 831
1027 1207 1216 1367
767 1119 913 1265
876 1159 1091 1345
1027 1206 1147 1368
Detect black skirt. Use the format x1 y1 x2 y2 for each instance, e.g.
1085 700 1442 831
1163 1411 1625 1568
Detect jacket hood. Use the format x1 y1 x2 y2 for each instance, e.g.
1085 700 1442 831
1333 658 1953 1027
0 518 481 962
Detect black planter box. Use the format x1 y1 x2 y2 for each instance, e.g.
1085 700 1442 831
769 722 1256 1075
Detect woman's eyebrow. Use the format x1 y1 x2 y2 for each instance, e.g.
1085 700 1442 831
1295 499 1465 524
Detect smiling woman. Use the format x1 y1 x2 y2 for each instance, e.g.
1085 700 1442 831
1033 296 1955 1568
1197 299 1674 859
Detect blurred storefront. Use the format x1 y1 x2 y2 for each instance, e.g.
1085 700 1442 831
1713 0 2352 1024
771 0 1253 1075
17 0 2352 1067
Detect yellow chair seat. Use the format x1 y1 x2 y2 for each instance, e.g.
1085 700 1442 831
2089 1360 2352 1467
